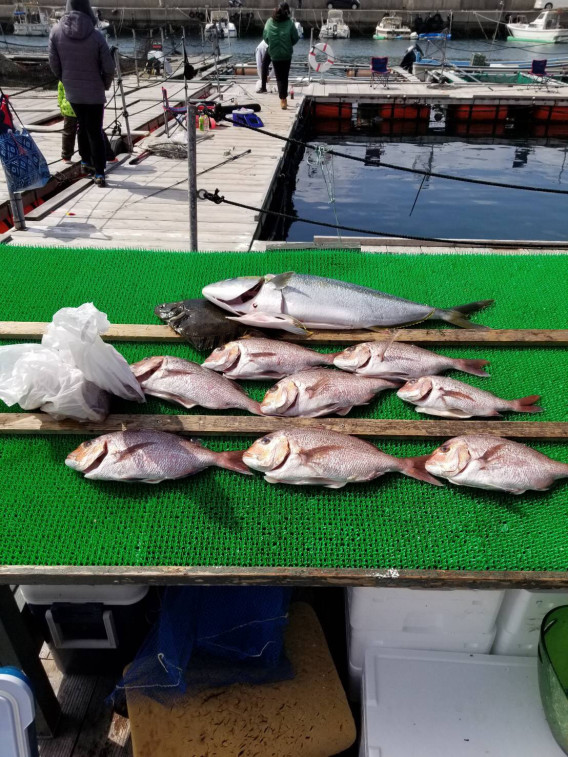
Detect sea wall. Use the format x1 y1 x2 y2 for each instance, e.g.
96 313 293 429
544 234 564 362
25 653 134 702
0 2 538 35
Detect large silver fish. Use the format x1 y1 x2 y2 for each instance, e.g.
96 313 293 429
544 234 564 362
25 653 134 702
131 356 262 415
66 430 250 483
334 341 490 380
259 368 398 418
425 435 568 494
202 272 494 334
203 337 336 380
397 376 542 419
243 428 442 488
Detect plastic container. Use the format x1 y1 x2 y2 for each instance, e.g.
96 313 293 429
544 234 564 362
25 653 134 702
347 587 504 634
538 606 568 755
493 590 568 656
348 623 496 692
20 585 152 675
0 667 37 757
360 648 566 757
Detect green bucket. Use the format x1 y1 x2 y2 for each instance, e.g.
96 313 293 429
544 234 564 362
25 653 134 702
538 605 568 755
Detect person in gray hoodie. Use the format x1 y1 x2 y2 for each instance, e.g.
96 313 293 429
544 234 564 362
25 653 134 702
49 0 114 186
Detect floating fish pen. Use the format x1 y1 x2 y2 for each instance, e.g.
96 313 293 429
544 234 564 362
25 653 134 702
300 96 568 140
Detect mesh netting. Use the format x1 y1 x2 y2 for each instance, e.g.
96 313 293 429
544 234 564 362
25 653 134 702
113 586 292 705
0 247 567 571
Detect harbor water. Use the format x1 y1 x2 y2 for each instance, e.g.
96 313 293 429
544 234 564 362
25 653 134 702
283 138 568 242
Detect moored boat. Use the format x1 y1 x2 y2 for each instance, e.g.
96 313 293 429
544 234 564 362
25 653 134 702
374 12 413 40
507 9 568 43
320 9 350 39
13 2 50 36
205 10 237 39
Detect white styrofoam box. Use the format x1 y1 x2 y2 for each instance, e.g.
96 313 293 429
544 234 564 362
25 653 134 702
492 589 568 656
348 587 505 634
348 623 496 673
349 659 363 701
19 584 149 605
360 648 565 757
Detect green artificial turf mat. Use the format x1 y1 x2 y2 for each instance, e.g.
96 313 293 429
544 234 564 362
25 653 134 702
1 247 567 571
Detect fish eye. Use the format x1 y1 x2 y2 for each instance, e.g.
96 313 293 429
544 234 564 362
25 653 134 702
440 444 450 452
83 440 92 447
260 437 271 445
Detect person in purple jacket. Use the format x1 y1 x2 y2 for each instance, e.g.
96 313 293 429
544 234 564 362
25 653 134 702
49 0 114 187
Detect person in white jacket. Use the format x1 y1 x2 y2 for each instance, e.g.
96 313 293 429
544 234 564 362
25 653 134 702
255 39 271 93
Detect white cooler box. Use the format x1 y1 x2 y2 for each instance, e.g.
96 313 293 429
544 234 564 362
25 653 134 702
359 648 565 757
19 585 152 675
492 589 568 656
347 587 504 697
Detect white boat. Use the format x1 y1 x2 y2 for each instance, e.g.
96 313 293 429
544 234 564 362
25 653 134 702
205 10 237 39
50 6 110 34
507 9 568 43
13 3 50 36
320 9 350 39
374 13 413 40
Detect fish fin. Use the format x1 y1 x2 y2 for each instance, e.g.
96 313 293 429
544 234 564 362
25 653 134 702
400 455 444 486
226 312 311 336
369 315 433 330
304 378 333 398
439 300 494 330
141 479 167 484
454 358 490 377
443 389 475 402
477 443 507 468
298 445 343 465
269 271 295 290
335 406 354 416
512 395 543 413
217 450 253 475
115 442 155 461
324 481 348 489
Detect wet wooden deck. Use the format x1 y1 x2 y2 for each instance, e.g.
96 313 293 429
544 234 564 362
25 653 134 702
4 74 300 252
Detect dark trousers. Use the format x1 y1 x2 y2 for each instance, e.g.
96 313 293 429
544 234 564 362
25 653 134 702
69 102 106 175
61 115 77 160
261 50 271 90
272 58 291 100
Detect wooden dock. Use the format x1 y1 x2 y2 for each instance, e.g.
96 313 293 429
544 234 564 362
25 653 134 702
3 75 300 252
1 70 568 251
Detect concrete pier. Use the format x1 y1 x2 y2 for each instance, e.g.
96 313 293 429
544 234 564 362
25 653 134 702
0 2 539 36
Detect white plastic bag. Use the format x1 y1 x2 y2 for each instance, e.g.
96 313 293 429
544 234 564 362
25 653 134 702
0 303 144 422
42 303 144 402
0 344 109 421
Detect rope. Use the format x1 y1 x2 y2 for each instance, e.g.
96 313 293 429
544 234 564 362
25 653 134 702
221 117 568 196
198 187 568 249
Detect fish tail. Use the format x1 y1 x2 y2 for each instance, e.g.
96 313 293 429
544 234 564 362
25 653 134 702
454 358 491 377
511 395 543 414
217 450 253 475
319 351 340 365
437 300 495 330
245 399 264 416
400 455 444 486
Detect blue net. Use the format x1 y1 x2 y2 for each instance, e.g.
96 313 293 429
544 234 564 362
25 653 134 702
114 586 293 705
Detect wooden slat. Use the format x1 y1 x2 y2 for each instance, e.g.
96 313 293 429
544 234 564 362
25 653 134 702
1 322 568 345
1 413 567 439
4 564 568 589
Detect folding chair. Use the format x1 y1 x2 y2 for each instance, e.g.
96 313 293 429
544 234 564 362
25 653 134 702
530 59 552 89
371 57 390 89
162 87 187 136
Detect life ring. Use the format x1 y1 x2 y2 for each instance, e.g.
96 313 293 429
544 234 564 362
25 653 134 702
308 41 335 73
